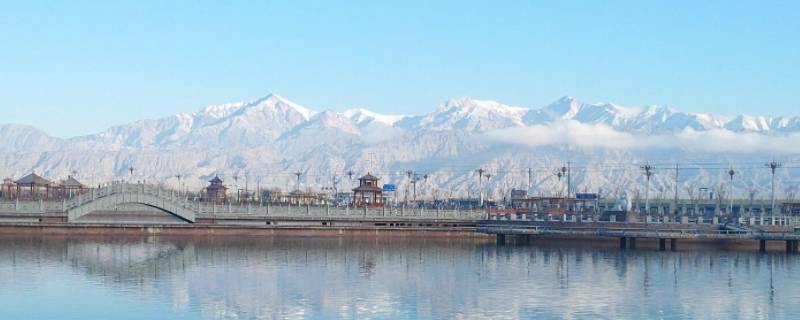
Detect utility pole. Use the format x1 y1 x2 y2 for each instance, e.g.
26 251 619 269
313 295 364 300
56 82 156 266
528 167 533 195
422 174 430 201
767 160 782 219
406 170 416 202
641 164 653 215
728 168 735 216
405 170 430 202
256 177 261 204
485 172 492 203
347 170 355 189
566 161 571 199
129 166 135 183
175 174 182 196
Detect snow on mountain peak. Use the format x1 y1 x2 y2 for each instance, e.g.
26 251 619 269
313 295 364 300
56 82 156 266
252 93 316 120
200 93 316 120
442 97 528 114
341 108 407 125
418 97 527 131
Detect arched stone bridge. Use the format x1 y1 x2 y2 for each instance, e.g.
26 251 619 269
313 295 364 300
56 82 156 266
66 183 197 223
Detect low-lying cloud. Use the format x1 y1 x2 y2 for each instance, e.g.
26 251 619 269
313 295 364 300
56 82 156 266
484 120 800 153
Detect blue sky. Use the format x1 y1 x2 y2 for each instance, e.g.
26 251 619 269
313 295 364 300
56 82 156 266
1 1 798 137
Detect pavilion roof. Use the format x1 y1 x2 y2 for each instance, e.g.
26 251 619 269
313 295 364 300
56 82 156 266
62 176 85 188
15 173 51 186
358 173 379 181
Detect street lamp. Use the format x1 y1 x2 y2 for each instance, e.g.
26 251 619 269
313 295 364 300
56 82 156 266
476 168 486 207
728 168 735 216
233 174 239 203
767 160 782 219
641 164 653 215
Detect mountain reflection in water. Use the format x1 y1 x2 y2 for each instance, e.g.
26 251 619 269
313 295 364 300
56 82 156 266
0 235 798 319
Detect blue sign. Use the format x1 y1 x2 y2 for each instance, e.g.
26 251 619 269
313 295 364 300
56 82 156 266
382 184 397 191
575 193 598 200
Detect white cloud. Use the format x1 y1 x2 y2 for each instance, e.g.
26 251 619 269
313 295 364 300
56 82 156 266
483 120 800 153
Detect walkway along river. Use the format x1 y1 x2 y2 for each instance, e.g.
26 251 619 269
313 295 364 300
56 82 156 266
0 183 798 254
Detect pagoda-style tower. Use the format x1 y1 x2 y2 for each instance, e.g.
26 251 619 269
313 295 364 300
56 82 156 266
205 176 228 204
352 173 383 207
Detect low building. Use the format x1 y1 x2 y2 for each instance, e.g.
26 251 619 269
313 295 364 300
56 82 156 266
286 190 330 206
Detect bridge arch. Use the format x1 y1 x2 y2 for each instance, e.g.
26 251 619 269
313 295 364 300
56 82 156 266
67 191 197 223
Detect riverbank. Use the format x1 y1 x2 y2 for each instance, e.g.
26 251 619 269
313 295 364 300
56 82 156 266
2 221 799 253
0 222 489 238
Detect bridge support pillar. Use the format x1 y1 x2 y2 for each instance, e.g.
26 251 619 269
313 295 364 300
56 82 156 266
670 239 677 251
496 234 506 245
628 237 637 249
759 239 767 253
619 237 627 249
659 239 666 251
785 240 798 253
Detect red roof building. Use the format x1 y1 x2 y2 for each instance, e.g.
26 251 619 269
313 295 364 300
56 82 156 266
205 176 228 204
352 173 383 207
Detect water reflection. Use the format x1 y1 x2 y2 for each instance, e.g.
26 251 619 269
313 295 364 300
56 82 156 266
0 235 798 319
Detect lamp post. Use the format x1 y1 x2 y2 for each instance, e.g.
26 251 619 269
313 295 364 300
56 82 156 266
233 174 240 203
767 160 782 219
728 168 735 216
476 168 486 207
175 174 182 197
641 164 653 215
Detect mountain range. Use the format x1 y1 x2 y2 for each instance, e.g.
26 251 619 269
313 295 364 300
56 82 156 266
2 94 799 200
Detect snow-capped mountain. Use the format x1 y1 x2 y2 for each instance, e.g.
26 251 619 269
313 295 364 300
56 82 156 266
523 96 729 134
2 94 799 199
342 108 408 126
413 97 527 132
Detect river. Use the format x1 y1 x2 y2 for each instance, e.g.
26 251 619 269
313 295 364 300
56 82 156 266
0 234 797 319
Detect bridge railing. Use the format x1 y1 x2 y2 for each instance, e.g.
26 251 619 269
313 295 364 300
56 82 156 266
477 222 800 240
64 183 199 212
55 182 487 221
194 203 487 220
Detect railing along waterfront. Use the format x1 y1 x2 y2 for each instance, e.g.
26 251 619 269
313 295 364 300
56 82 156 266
194 202 487 220
477 222 800 241
1 182 488 221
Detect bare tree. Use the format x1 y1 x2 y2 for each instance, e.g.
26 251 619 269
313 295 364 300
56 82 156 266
684 182 697 217
785 185 797 202
633 188 641 214
748 187 759 206
715 183 727 216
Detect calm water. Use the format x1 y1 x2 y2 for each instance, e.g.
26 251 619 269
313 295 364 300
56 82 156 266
0 235 798 320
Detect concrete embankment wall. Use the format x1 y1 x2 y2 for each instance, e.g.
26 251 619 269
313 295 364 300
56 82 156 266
0 223 490 239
